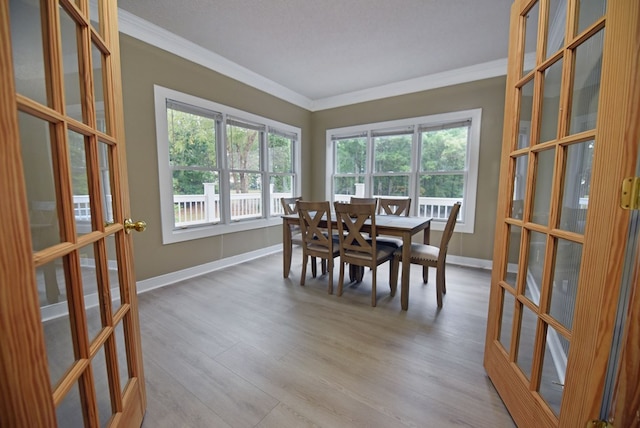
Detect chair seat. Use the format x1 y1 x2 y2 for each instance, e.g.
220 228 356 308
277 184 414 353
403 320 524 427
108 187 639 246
376 237 404 248
345 245 395 262
395 243 439 263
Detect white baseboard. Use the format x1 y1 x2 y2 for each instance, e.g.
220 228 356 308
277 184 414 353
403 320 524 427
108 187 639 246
446 255 493 270
135 244 282 294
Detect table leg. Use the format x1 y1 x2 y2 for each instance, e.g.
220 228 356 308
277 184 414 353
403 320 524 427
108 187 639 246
423 223 430 283
401 232 411 310
283 218 292 278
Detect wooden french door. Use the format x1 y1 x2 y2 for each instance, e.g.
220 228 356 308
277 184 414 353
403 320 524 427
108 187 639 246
0 0 146 427
484 0 640 427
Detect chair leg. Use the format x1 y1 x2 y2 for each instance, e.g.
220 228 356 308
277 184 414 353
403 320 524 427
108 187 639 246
321 259 327 275
371 267 377 307
300 254 308 286
327 258 333 295
337 261 345 296
311 256 317 278
422 265 429 283
389 256 399 296
435 267 445 308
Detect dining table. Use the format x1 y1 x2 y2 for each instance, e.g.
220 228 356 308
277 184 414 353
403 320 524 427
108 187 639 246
282 213 432 310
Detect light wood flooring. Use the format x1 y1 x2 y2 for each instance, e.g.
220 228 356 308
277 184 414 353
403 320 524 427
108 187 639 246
138 252 515 428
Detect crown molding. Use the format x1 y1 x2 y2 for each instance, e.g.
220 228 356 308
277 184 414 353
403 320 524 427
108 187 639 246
117 8 507 113
117 8 314 110
311 58 508 111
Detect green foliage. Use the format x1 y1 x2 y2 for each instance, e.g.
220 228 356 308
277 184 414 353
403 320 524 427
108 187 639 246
168 109 217 195
334 126 469 198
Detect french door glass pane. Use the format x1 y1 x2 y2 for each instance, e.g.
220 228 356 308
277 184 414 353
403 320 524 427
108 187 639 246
512 154 528 220
99 142 114 224
229 173 262 220
90 0 103 37
499 290 516 354
93 349 113 427
546 0 567 59
60 5 84 123
80 244 105 342
10 0 47 105
517 303 539 380
19 112 61 251
115 321 131 394
569 29 604 135
335 138 366 173
506 225 522 287
68 130 92 236
539 59 563 143
56 382 84 427
106 234 122 315
532 149 555 225
560 140 594 233
92 42 108 134
539 324 569 416
39 259 75 388
522 2 540 76
525 231 546 306
550 238 582 331
577 0 606 35
517 80 534 150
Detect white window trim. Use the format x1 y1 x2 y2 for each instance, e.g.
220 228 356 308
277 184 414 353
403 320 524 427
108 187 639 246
325 109 481 233
154 85 301 244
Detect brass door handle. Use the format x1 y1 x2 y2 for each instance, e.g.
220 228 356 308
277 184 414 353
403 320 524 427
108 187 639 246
124 219 147 234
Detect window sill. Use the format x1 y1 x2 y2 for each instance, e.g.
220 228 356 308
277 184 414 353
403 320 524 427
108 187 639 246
162 217 282 245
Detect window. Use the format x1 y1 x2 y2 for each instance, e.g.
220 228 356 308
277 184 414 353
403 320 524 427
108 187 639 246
326 109 481 233
155 85 300 244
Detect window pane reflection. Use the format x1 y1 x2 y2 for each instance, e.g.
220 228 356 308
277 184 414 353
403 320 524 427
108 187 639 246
539 59 563 143
512 155 528 220
532 149 555 226
569 30 604 135
516 304 539 381
10 0 48 105
522 2 539 76
19 113 61 251
560 141 594 234
499 290 516 354
539 324 569 416
68 130 92 236
550 239 582 331
517 80 534 150
525 231 546 306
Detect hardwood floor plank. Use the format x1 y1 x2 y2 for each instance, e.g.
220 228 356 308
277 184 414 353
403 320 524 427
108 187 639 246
139 252 515 427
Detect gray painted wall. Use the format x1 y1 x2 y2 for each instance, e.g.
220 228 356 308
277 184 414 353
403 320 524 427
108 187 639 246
120 34 506 281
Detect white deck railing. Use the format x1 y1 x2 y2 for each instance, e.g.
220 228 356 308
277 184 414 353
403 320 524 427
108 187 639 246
71 193 461 228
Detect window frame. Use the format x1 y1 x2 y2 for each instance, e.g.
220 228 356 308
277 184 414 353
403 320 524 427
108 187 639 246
154 85 301 244
325 109 481 233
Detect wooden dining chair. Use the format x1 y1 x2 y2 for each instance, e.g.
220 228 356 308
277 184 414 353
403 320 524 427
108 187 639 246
378 197 411 216
281 196 322 277
374 197 412 249
296 201 340 294
391 202 461 308
333 201 396 306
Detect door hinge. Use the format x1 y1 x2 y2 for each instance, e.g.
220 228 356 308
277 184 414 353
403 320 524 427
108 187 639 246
586 420 614 428
621 177 640 210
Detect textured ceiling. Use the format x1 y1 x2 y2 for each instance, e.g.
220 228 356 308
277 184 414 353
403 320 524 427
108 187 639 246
117 0 513 101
